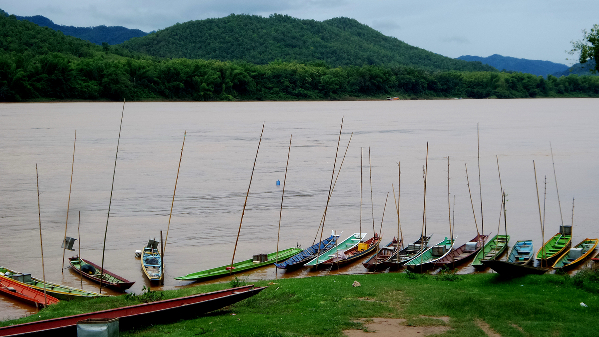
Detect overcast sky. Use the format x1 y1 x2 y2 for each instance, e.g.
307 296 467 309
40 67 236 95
2 1 597 65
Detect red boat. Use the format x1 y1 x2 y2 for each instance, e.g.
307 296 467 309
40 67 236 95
432 234 488 268
68 256 134 291
0 285 265 336
0 275 59 308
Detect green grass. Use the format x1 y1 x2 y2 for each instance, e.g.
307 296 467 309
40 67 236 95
3 270 599 336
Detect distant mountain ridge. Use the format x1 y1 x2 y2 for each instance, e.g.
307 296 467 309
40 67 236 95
13 13 148 45
457 54 568 76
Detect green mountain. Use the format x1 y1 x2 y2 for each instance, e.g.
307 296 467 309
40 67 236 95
14 14 148 45
457 54 569 76
552 60 597 77
120 14 495 72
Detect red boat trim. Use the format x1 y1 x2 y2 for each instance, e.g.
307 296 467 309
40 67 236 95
0 276 60 308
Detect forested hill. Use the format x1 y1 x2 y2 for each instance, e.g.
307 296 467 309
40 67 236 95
120 14 495 72
13 14 148 45
457 54 568 76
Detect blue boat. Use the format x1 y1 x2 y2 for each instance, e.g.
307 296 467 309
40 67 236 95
482 239 548 276
274 234 339 270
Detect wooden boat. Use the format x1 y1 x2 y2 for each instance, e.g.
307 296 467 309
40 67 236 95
0 275 59 308
382 235 431 270
0 266 104 300
175 247 301 281
433 234 488 268
536 226 572 263
482 240 548 276
69 256 134 291
304 233 366 269
552 238 598 270
274 234 338 270
405 237 454 271
471 234 510 268
141 239 163 283
0 285 265 337
320 234 381 269
362 237 401 271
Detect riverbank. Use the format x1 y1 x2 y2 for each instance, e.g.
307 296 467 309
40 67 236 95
2 269 598 336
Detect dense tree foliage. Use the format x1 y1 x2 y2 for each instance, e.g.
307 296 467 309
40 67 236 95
457 54 569 77
570 24 599 73
1 13 599 102
120 14 495 72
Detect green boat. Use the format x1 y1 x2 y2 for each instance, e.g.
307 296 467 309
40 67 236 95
405 237 454 271
552 238 598 270
536 226 572 262
0 266 105 300
471 234 510 268
304 233 365 268
175 247 302 281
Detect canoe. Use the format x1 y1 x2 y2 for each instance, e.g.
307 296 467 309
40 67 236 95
382 235 431 270
304 233 366 268
433 234 488 268
274 234 338 270
175 247 302 281
0 266 105 300
471 234 510 268
552 238 598 270
482 240 548 276
362 237 401 271
405 237 454 271
320 235 381 269
69 256 134 291
0 285 265 337
0 275 59 308
141 239 163 283
536 226 572 262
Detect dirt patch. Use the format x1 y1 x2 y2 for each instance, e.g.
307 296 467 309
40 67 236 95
344 317 450 337
476 319 501 337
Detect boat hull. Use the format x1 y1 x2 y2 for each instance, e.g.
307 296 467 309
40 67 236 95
274 235 338 270
482 260 548 276
382 235 431 270
552 238 598 271
433 234 487 268
0 276 59 308
472 234 510 269
320 236 381 269
363 239 400 271
69 257 134 291
405 237 454 272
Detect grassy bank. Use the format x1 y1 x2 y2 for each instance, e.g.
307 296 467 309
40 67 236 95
3 270 599 336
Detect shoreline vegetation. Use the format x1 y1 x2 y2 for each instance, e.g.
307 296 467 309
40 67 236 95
2 269 599 336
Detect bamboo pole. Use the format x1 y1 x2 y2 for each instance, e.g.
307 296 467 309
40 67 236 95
477 124 484 238
543 176 547 240
36 164 48 307
276 134 292 266
376 192 389 265
550 143 564 227
100 99 125 294
78 211 82 289
231 124 265 270
533 160 545 266
164 131 186 255
360 147 363 237
448 156 452 242
496 156 504 235
423 142 428 239
465 163 480 235
62 130 76 274
160 231 164 285
369 147 375 238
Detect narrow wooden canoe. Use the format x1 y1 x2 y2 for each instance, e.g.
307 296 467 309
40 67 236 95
0 266 105 300
433 234 487 268
69 257 134 291
141 240 163 283
175 247 302 281
274 234 338 270
0 285 265 337
507 240 534 265
471 234 510 268
383 235 431 270
482 240 548 276
304 233 366 268
363 238 401 271
536 229 572 262
0 275 59 308
552 238 598 270
405 237 454 271
320 235 381 269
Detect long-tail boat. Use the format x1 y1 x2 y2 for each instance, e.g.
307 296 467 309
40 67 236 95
552 238 598 271
0 266 104 300
141 239 163 283
363 237 400 271
304 233 365 269
433 234 487 268
0 275 59 308
175 247 301 282
405 237 454 271
482 239 548 276
0 285 265 336
69 256 134 291
471 234 510 269
320 234 381 269
274 234 338 270
536 225 572 264
382 235 431 270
